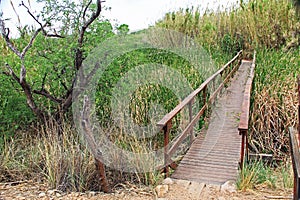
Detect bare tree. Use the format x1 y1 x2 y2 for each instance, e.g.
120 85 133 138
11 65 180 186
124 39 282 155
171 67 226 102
0 0 103 125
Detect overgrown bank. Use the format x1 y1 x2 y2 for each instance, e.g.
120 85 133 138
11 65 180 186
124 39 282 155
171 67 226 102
0 0 299 193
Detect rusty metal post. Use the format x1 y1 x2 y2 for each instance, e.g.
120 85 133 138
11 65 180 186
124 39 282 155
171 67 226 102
95 158 110 193
164 121 172 177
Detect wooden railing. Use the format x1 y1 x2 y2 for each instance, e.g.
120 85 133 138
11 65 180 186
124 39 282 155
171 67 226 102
290 76 300 200
238 51 256 168
157 50 243 176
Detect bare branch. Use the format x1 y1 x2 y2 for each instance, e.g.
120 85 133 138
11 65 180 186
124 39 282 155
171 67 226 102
20 65 26 83
82 0 93 23
0 20 22 58
21 28 42 59
44 33 65 38
5 63 20 83
75 0 102 70
60 81 69 91
4 64 45 119
20 1 64 38
80 0 102 43
21 1 43 28
41 73 47 90
33 89 63 103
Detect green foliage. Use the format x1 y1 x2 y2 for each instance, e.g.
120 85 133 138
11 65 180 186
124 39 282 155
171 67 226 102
95 48 204 125
237 160 277 191
0 18 115 141
0 0 298 191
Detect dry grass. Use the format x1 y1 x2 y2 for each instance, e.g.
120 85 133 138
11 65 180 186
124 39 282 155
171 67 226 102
249 49 298 160
0 117 164 192
157 0 299 52
157 0 299 159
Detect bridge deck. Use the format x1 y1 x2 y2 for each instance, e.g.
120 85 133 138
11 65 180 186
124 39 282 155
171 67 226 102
171 60 253 184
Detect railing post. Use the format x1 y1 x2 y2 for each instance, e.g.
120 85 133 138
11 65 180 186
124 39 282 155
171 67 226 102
239 129 247 169
202 85 207 112
164 121 172 177
297 74 300 145
202 85 207 116
189 98 194 144
200 86 207 130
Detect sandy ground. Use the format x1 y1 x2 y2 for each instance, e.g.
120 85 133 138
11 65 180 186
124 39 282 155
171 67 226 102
0 180 293 200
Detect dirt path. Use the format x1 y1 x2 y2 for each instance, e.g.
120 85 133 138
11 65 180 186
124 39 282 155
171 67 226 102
0 180 293 200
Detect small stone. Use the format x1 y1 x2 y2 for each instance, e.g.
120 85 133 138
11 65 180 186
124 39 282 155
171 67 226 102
56 192 62 197
221 181 236 193
155 185 169 198
38 192 46 197
174 179 191 189
188 182 205 198
162 178 174 185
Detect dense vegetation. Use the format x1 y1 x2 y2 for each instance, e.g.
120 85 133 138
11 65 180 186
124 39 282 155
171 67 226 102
157 0 299 160
0 0 299 192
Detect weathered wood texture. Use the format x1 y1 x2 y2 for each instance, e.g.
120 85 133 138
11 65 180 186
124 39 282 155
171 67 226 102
171 60 253 184
290 77 300 200
289 127 300 200
238 51 256 166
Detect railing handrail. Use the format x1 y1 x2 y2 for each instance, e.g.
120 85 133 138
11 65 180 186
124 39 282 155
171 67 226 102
289 127 300 200
157 50 243 128
238 51 256 131
289 75 300 200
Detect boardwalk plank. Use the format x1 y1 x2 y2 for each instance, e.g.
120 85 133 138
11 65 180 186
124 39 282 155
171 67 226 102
171 61 252 184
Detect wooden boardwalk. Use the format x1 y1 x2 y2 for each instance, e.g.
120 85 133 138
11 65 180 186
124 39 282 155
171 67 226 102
171 60 253 184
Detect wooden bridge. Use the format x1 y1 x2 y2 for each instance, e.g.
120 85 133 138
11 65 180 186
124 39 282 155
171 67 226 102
157 50 256 185
87 50 257 192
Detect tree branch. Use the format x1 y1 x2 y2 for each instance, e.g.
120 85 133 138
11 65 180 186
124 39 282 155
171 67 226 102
21 1 64 38
4 64 45 120
33 89 63 103
0 20 22 58
75 0 102 70
21 28 42 59
82 0 93 23
4 63 20 83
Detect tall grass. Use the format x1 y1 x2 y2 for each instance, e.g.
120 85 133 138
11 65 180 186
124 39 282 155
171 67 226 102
157 0 299 53
0 119 100 192
237 160 277 191
237 159 293 191
157 0 299 159
0 0 299 192
0 117 166 191
249 49 299 159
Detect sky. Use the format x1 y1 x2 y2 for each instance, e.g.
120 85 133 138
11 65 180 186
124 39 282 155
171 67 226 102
0 0 238 36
